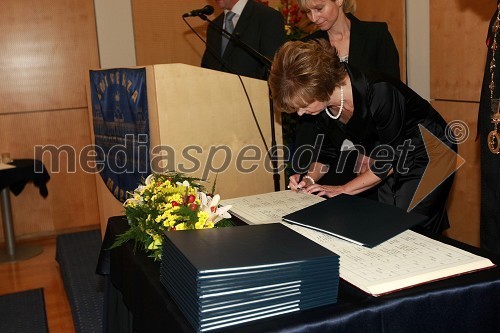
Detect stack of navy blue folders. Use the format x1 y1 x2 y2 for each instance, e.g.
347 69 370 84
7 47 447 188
160 223 339 332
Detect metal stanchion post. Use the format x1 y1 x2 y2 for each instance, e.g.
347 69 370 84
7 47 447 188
0 187 42 262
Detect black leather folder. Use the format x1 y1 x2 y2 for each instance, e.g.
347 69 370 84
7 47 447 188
282 194 427 248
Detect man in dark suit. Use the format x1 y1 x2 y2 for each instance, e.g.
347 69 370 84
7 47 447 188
201 0 285 80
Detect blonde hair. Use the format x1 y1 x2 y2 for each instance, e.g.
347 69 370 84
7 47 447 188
297 0 357 14
269 40 346 114
343 0 356 13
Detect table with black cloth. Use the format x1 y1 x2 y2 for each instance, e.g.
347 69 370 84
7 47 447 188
0 159 50 262
97 216 500 333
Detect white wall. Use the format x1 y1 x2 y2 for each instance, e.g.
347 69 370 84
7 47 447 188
93 0 136 68
406 0 430 100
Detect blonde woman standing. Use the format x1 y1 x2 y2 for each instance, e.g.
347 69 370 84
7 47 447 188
299 0 399 78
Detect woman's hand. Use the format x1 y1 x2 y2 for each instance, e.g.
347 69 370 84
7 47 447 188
288 174 303 191
288 174 315 191
304 184 346 198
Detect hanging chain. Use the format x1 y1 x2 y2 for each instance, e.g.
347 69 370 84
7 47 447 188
488 3 500 154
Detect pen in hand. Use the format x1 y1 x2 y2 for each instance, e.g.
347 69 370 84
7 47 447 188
296 174 306 192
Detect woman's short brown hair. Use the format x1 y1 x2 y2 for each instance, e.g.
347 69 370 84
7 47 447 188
268 39 346 114
297 0 357 14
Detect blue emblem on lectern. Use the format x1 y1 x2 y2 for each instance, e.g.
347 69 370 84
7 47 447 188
89 68 150 202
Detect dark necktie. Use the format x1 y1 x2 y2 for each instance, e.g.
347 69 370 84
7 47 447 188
221 11 235 56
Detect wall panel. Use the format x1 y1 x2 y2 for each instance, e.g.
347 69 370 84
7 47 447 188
0 0 99 114
430 0 491 101
132 0 213 66
0 109 100 239
0 0 100 240
430 0 494 246
356 0 406 82
431 101 481 246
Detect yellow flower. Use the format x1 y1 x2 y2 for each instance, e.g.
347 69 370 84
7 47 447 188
196 220 214 229
116 172 233 261
170 193 183 204
147 234 162 250
175 223 187 230
195 211 211 229
162 211 179 228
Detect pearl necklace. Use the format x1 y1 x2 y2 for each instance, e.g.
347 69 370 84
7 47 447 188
324 86 344 120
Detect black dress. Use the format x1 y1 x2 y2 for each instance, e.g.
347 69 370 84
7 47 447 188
310 65 456 233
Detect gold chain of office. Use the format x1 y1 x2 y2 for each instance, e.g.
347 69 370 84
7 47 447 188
488 3 500 154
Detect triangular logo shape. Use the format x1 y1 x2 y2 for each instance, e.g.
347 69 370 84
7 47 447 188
408 125 465 211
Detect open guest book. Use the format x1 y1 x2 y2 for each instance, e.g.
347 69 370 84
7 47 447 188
283 223 495 296
222 190 496 296
221 190 325 225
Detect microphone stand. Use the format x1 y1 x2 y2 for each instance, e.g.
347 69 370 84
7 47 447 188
198 14 281 192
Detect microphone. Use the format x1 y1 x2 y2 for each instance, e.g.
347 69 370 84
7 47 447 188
182 5 214 18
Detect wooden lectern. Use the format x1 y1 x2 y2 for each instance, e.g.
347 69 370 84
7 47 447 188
87 64 283 234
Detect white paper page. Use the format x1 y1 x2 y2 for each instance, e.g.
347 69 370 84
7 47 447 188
0 163 15 171
282 223 494 296
221 190 325 225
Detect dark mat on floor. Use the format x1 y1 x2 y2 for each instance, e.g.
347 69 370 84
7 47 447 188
56 229 103 333
0 288 48 333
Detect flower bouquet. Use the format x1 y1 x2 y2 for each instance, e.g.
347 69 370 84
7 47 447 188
279 0 316 41
256 0 316 41
112 172 233 261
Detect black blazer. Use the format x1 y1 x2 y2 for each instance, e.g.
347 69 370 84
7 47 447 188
302 13 400 80
201 0 285 80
